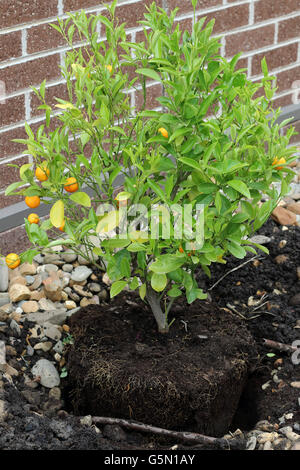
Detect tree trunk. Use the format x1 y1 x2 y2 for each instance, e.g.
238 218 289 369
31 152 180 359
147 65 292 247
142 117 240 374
146 286 169 333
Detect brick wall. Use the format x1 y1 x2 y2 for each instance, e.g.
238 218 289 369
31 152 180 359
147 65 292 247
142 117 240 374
0 0 300 253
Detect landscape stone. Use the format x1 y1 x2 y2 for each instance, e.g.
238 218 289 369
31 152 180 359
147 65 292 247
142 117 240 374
77 254 90 265
61 251 77 263
30 290 46 301
99 289 108 301
73 284 93 298
62 264 73 273
80 296 99 307
88 282 101 293
44 264 59 274
22 301 39 314
53 341 64 354
249 235 271 245
9 276 27 287
271 206 297 226
43 275 63 302
25 275 35 285
286 202 300 215
71 266 92 283
33 254 44 264
38 298 56 311
0 341 6 372
9 319 21 337
0 294 10 308
9 284 31 303
61 291 68 301
49 387 61 401
65 300 77 310
274 255 288 265
29 274 43 291
43 323 62 341
34 342 53 352
43 253 61 264
26 309 67 326
0 259 9 292
19 263 37 276
31 359 60 388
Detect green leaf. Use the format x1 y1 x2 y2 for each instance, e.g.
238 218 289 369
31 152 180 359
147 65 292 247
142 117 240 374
130 277 140 290
227 180 251 198
127 243 147 252
69 191 91 207
150 255 185 274
167 286 182 298
50 200 64 228
178 157 200 171
147 179 167 203
80 132 91 148
102 238 130 249
110 280 127 298
151 273 167 292
96 210 120 233
169 127 191 143
136 68 161 82
197 183 219 194
139 283 146 300
5 181 24 196
227 241 246 259
186 287 207 304
20 163 33 181
115 191 132 201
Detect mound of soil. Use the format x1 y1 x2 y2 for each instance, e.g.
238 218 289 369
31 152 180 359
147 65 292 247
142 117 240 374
65 299 258 437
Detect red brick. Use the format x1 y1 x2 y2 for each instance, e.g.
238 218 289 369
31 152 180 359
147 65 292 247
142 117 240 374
0 31 22 62
0 156 29 191
113 0 163 29
225 25 275 57
135 83 163 112
64 0 106 12
0 54 61 94
272 93 296 109
0 127 28 160
27 23 66 55
0 1 58 29
282 119 300 144
198 4 249 35
252 43 298 77
0 95 25 127
168 0 221 15
235 57 248 71
30 83 69 118
255 0 300 22
175 17 193 35
278 16 300 42
0 225 31 257
275 65 300 94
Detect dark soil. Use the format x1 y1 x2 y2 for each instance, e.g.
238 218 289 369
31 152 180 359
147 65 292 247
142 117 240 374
197 218 300 430
65 299 257 437
0 217 299 450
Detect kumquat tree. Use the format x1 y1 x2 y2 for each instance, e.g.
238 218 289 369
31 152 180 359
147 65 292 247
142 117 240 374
3 0 297 333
